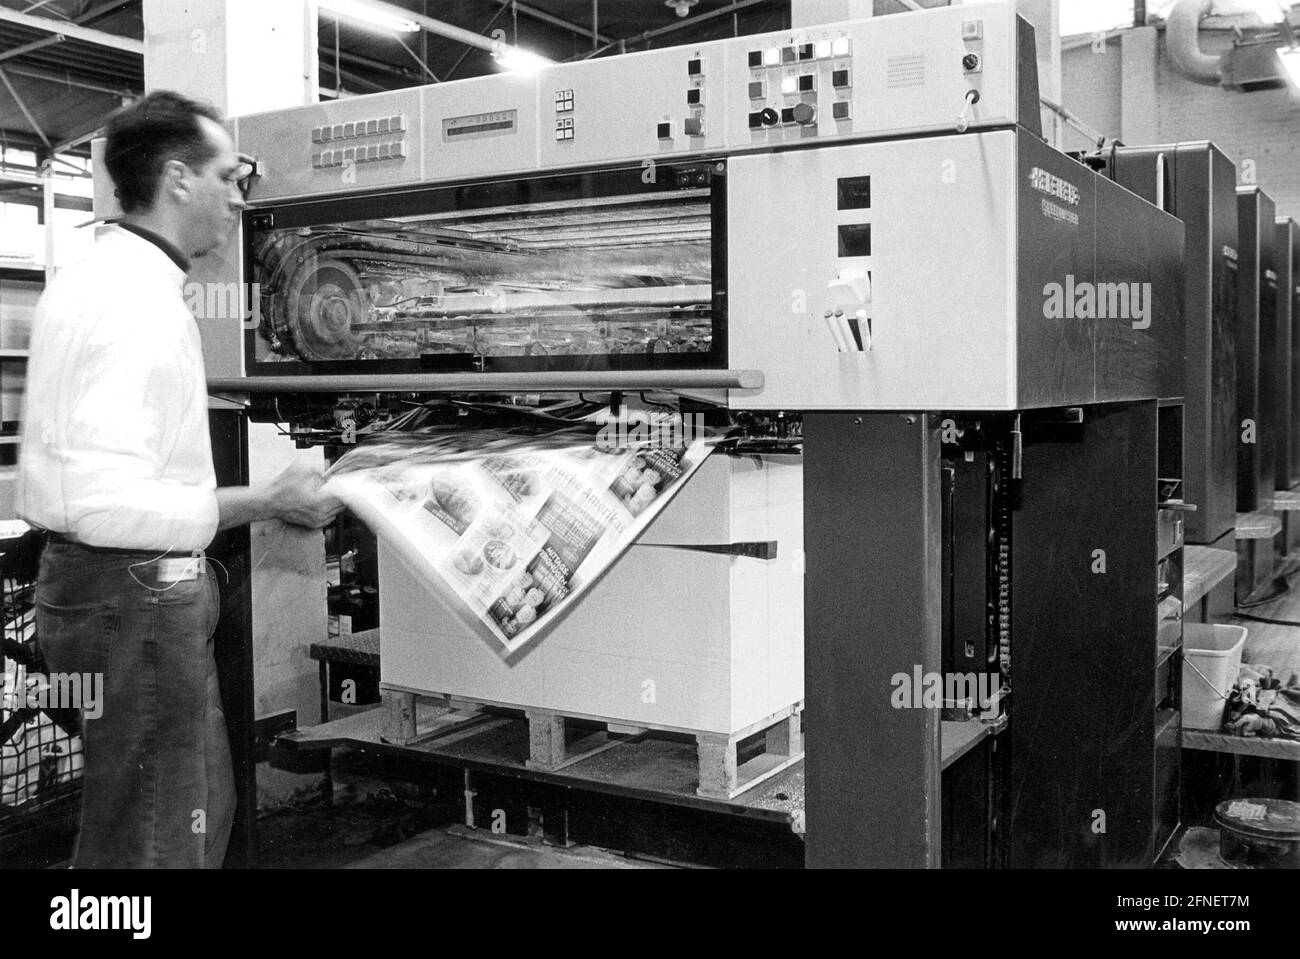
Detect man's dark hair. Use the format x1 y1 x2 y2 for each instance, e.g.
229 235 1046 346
104 91 225 214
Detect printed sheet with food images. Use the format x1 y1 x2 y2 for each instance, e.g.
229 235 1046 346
324 410 719 654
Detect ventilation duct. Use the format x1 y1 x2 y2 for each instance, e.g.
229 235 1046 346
1167 0 1224 85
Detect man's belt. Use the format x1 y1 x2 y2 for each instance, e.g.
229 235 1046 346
45 531 196 559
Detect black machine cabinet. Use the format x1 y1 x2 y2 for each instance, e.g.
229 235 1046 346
938 403 1177 868
1278 218 1300 490
1004 402 1170 867
1110 143 1238 545
1236 188 1278 512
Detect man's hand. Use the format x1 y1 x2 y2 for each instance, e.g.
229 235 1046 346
216 462 347 533
268 461 345 530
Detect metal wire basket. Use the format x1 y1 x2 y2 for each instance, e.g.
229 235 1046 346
0 531 83 833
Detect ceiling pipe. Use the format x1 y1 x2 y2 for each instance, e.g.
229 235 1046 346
0 6 143 56
1166 0 1223 85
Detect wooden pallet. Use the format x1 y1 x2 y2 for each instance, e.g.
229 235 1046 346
380 688 804 801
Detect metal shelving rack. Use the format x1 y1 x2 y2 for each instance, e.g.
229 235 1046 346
0 168 91 513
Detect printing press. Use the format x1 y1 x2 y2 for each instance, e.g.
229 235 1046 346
193 1 1190 868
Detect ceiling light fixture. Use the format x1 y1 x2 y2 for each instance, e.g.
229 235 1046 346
666 0 699 18
318 0 419 34
491 43 554 73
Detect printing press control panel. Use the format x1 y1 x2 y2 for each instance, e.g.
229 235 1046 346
236 2 1033 203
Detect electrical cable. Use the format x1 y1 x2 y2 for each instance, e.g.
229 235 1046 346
1234 612 1300 628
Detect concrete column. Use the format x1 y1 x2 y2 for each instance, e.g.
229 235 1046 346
1121 26 1160 144
142 0 317 115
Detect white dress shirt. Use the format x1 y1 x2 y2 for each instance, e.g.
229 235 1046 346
17 225 220 551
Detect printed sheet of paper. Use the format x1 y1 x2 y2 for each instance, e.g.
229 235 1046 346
325 417 718 655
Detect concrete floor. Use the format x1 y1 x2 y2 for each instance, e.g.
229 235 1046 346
255 793 672 869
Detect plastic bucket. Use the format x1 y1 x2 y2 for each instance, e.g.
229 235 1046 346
1181 623 1247 730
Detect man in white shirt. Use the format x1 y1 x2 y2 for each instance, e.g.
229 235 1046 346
18 91 342 868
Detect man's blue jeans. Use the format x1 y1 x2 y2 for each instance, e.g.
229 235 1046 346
35 540 235 869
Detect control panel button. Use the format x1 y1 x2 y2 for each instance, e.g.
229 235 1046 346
657 121 673 139
962 52 982 73
832 68 851 88
831 37 851 57
763 47 781 66
687 88 702 105
366 119 379 136
748 111 764 130
798 74 816 92
781 75 798 95
748 50 763 68
814 39 832 59
780 107 796 125
684 116 704 137
798 43 815 60
687 58 703 76
748 80 765 99
962 19 984 41
792 102 817 125
781 46 797 63
759 107 779 127
832 101 851 121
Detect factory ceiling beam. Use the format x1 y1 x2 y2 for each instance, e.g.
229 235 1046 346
0 6 143 55
632 0 774 41
0 34 67 67
322 0 516 56
0 65 53 150
576 0 775 60
319 59 393 93
488 0 614 45
0 1 137 67
398 36 439 82
20 0 68 14
316 44 424 84
2 63 138 97
51 113 115 155
443 4 511 81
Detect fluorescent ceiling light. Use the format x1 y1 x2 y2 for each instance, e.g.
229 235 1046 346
318 0 419 34
1280 45 1300 86
492 45 553 72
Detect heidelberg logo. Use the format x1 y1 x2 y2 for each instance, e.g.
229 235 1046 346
1028 166 1080 206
